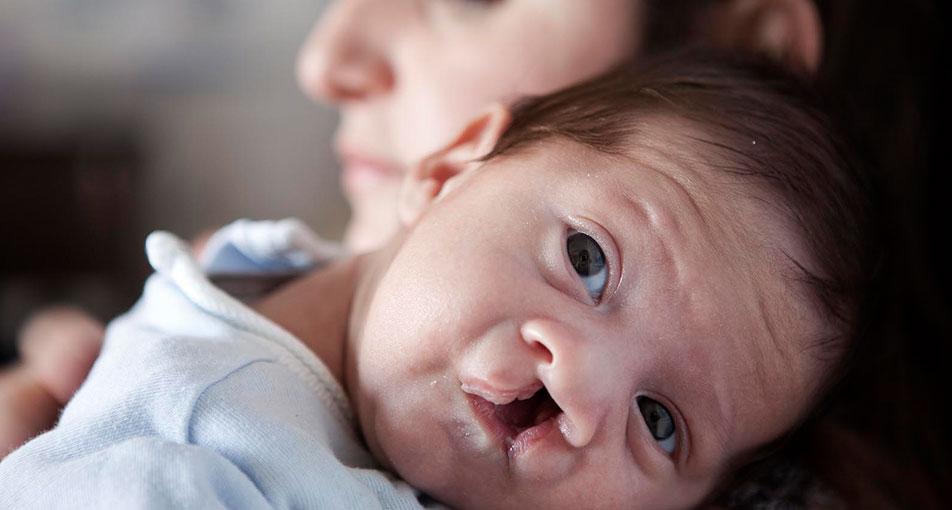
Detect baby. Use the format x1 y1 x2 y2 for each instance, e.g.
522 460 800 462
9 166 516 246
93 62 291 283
0 52 872 509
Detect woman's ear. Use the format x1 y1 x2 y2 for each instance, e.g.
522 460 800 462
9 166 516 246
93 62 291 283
398 104 512 226
712 0 823 74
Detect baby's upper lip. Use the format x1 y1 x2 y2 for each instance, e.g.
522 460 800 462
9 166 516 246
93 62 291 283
460 378 543 405
460 375 573 443
461 374 597 451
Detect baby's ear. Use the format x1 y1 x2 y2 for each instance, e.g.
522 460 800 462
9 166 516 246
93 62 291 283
398 104 511 226
711 0 823 74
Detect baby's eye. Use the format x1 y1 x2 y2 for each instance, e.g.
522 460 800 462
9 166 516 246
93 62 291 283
566 231 608 302
637 396 677 454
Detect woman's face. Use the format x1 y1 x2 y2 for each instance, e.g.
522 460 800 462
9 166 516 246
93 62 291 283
297 0 642 251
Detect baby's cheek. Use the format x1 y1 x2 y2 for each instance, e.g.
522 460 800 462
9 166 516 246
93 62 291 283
357 239 470 397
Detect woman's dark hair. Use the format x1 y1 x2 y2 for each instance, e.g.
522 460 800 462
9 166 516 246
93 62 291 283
485 49 879 506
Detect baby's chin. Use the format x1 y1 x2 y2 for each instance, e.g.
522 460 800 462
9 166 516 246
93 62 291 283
367 413 510 508
417 480 598 510
358 378 599 508
378 428 578 510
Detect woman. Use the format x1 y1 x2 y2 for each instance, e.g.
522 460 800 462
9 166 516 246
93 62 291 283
2 0 946 507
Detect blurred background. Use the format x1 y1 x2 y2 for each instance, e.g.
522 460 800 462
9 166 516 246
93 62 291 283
0 0 344 362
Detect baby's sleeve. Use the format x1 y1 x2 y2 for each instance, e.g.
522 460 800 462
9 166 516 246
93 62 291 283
0 434 272 509
184 359 417 509
0 345 277 509
0 351 420 509
0 261 423 509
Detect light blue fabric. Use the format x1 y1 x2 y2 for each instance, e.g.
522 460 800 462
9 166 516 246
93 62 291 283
199 218 344 274
0 221 430 509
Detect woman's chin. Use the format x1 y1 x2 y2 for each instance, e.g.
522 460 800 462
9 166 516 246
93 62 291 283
341 180 403 253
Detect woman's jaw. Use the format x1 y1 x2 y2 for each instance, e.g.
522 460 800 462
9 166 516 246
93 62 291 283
335 143 405 252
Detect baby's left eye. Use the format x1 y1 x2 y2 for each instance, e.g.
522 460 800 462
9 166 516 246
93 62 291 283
566 230 608 302
637 396 678 454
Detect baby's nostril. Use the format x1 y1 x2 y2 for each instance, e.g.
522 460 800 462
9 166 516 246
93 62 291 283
527 339 554 365
520 321 556 365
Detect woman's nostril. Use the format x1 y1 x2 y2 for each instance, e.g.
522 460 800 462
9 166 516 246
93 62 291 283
321 56 394 102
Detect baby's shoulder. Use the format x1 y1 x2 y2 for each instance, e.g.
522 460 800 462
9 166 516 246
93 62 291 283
59 278 283 439
108 273 276 379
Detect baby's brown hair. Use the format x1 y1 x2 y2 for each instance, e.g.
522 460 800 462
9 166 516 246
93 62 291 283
483 50 880 506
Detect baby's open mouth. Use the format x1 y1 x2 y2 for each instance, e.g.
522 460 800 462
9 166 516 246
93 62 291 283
467 385 563 458
494 387 561 434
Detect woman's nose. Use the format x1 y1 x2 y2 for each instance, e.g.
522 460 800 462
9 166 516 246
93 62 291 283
296 0 396 103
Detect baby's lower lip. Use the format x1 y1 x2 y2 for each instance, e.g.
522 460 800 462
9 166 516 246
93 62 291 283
505 415 559 460
466 393 562 461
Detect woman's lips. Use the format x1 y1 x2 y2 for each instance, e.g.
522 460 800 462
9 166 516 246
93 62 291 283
337 149 403 193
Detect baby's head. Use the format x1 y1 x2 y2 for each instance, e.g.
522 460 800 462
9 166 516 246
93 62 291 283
345 52 873 509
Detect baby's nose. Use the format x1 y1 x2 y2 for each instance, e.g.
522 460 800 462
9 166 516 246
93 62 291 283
520 318 613 449
459 322 546 405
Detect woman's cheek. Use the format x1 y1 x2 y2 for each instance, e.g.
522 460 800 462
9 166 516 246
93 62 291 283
390 76 494 165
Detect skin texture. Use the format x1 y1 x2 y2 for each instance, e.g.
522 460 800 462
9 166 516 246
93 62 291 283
0 369 60 457
0 308 103 456
1 0 827 469
255 112 829 508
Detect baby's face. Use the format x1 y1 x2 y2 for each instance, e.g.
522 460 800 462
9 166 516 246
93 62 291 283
352 139 827 509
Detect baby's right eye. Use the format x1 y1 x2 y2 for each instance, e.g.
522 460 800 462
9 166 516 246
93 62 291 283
636 396 678 454
566 230 608 303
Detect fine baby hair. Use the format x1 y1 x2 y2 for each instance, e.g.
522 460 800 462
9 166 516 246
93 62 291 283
482 50 876 506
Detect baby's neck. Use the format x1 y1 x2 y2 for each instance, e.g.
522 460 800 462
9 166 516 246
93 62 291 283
249 234 402 398
252 256 361 387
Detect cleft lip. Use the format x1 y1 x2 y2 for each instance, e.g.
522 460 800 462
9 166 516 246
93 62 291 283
460 378 544 405
466 392 515 446
465 384 566 461
460 376 591 449
466 391 567 471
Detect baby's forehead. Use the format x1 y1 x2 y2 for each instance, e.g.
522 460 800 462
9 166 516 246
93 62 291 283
493 136 819 308
501 136 824 348
532 133 794 252
546 137 827 362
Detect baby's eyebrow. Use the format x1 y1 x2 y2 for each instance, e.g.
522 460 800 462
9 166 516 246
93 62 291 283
612 155 714 287
610 188 682 292
675 351 733 471
756 292 788 364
